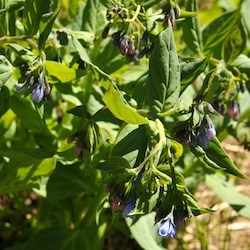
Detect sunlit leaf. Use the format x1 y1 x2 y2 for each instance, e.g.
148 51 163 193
46 61 85 83
102 84 148 125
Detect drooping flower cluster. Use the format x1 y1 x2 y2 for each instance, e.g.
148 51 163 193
102 2 180 60
174 103 217 149
15 73 51 104
158 218 176 238
163 5 181 27
156 203 189 239
197 116 216 149
67 121 102 159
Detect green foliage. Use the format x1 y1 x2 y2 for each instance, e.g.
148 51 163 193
1 0 250 249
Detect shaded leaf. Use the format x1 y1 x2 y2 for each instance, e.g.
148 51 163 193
23 0 50 36
47 164 96 199
0 150 56 194
222 22 246 64
148 26 180 114
23 227 85 250
203 10 240 52
38 6 61 50
112 124 148 167
97 156 131 174
0 86 10 117
182 0 203 54
180 57 208 93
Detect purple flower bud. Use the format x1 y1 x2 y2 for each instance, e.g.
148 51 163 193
111 195 124 212
158 218 176 238
227 102 240 121
30 84 44 103
123 197 136 219
119 37 129 55
205 126 216 140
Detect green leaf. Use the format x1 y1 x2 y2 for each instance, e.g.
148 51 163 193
190 145 222 171
206 138 246 178
70 32 91 63
23 0 50 36
206 174 250 218
127 212 165 250
203 10 240 52
97 156 131 174
148 26 180 114
81 0 107 35
102 84 148 125
99 0 116 8
47 164 96 199
182 0 203 54
0 55 13 87
6 43 37 62
241 0 250 46
180 57 208 93
0 150 56 194
222 22 246 64
231 54 250 74
23 227 85 250
46 61 85 83
10 96 50 133
0 86 10 117
38 6 61 50
111 124 148 167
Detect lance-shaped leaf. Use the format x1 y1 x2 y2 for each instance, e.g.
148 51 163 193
182 0 203 54
180 57 208 93
206 174 250 219
148 26 180 114
38 6 61 50
102 84 148 125
206 138 246 178
23 0 50 36
222 21 246 64
203 10 240 52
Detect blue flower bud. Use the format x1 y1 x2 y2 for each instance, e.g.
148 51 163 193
158 218 176 238
31 84 44 103
197 130 209 149
123 197 136 219
14 84 28 93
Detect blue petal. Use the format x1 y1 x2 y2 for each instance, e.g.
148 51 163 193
158 218 176 238
198 131 209 149
31 85 44 103
123 198 136 219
